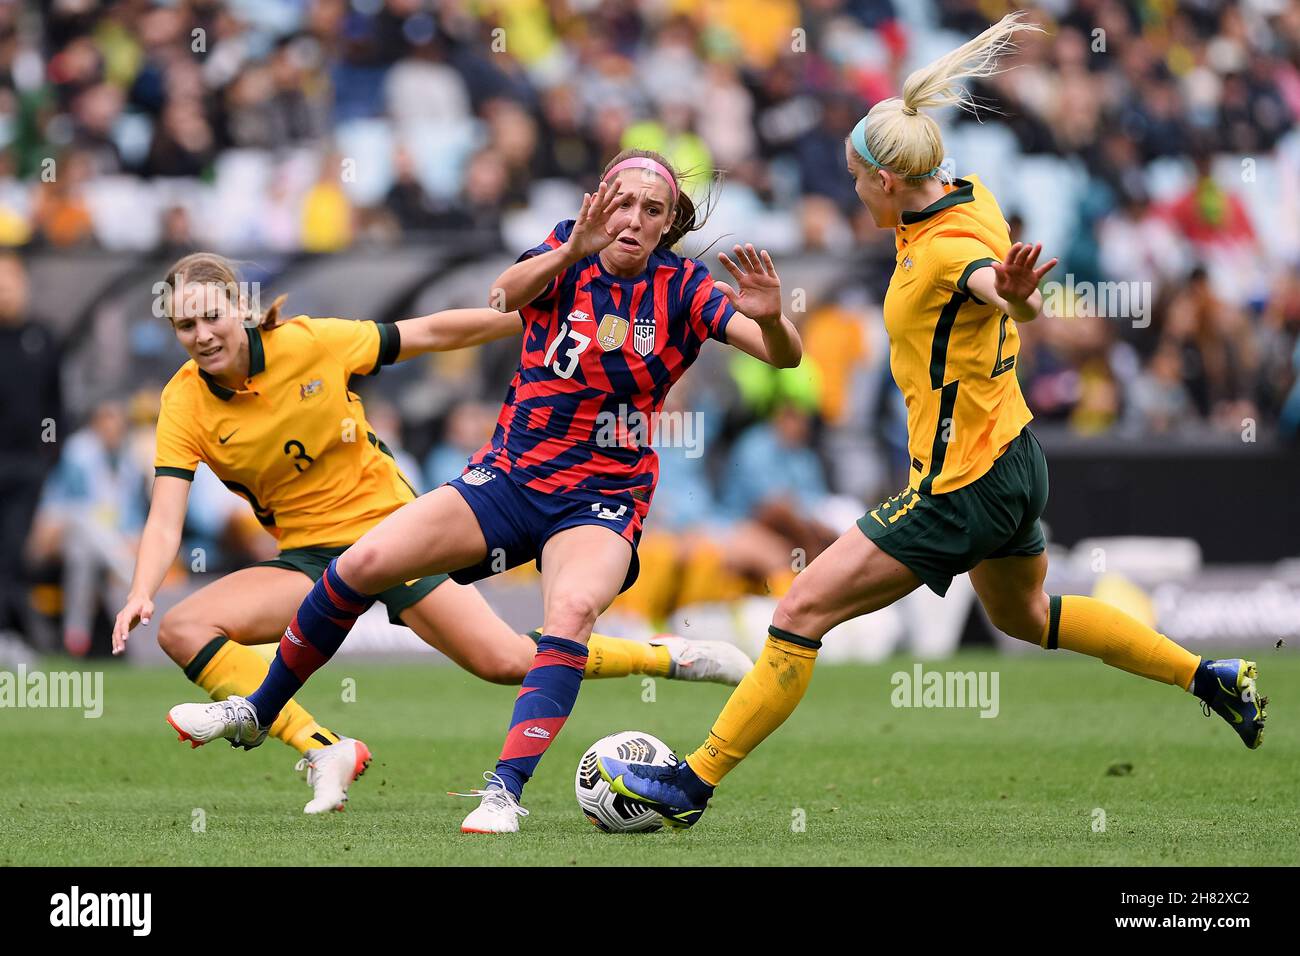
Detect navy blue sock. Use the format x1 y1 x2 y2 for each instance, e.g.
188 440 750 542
247 560 374 725
493 636 587 798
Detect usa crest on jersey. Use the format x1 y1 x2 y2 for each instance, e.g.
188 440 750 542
633 313 655 356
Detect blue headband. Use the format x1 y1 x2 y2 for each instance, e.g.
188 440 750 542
850 115 941 180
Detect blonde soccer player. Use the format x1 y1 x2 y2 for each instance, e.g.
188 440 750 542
113 252 751 814
599 13 1267 828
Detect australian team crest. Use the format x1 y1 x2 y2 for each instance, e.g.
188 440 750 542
597 314 629 352
633 313 655 357
298 378 323 401
902 255 914 272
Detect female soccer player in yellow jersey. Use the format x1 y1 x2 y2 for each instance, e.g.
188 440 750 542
111 252 750 814
600 12 1268 828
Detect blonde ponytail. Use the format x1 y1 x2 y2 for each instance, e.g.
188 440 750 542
851 12 1045 180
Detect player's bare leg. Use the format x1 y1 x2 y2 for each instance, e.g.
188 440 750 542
970 553 1266 748
538 524 633 642
159 566 372 811
966 552 1048 643
398 581 534 684
460 525 631 833
192 485 493 744
773 527 924 640
341 484 490 593
399 581 750 687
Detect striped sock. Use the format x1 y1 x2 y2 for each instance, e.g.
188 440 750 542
247 559 373 726
493 635 587 798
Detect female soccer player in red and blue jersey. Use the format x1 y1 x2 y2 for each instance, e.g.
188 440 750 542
167 148 803 832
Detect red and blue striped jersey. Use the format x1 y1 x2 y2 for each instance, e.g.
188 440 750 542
469 219 735 511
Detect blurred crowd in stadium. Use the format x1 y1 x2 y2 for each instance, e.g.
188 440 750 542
2 0 1299 652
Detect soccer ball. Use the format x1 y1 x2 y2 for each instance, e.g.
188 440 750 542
575 731 676 833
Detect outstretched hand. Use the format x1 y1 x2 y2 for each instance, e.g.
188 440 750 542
991 242 1057 304
716 243 782 325
111 593 154 656
565 181 634 259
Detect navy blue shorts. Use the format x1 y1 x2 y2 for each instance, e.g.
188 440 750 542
446 464 644 593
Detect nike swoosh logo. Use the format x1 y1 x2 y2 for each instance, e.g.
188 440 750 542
219 430 239 444
1222 703 1244 724
522 726 551 739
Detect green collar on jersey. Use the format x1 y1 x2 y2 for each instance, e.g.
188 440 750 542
199 325 266 401
899 179 975 225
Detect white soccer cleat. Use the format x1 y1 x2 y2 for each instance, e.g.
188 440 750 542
166 695 268 751
453 771 530 833
651 635 753 686
297 738 373 814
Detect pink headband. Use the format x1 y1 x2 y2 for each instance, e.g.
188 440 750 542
603 158 679 200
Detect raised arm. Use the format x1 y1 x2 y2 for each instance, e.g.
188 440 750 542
393 307 524 359
717 244 802 369
112 475 191 654
488 181 631 312
965 241 1058 323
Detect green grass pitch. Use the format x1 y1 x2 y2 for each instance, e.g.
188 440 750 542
3 651 1297 866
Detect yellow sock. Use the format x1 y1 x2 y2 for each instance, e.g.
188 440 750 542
1042 595 1200 690
687 628 819 786
185 637 341 754
525 629 671 679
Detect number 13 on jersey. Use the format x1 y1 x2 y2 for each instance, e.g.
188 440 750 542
543 310 594 379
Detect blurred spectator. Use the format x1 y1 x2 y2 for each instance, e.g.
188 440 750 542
143 96 216 178
365 397 424 493
722 402 838 560
1125 342 1195 435
534 84 600 182
384 145 471 233
28 400 146 656
1162 267 1260 428
157 204 195 255
300 152 354 252
31 151 95 248
424 400 496 491
0 253 61 640
1165 154 1262 304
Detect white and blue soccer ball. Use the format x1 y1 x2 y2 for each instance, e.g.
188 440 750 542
575 731 676 833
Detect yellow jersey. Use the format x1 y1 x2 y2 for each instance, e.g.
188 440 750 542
154 316 415 550
883 174 1033 495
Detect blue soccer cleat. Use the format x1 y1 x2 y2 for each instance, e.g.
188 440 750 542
596 754 714 830
1192 659 1268 750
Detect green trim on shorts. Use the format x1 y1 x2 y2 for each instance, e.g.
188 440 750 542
252 545 451 627
858 427 1049 596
